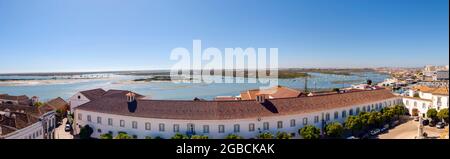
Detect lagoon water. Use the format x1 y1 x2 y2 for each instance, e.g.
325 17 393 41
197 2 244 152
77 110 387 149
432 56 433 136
0 72 389 101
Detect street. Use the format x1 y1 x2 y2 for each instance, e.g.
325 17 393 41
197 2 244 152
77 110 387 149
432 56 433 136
378 119 448 139
55 118 74 139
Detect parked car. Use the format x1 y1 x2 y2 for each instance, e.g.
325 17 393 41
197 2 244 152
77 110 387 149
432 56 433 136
429 120 437 127
370 129 381 136
436 122 445 129
422 119 429 126
64 124 72 132
414 116 420 121
346 136 359 139
380 127 388 133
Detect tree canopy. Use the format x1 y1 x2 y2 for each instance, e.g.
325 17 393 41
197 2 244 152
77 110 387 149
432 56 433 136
299 125 321 139
325 122 344 138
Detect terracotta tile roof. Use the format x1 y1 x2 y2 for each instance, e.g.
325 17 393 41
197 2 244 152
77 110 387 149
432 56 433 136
413 86 449 96
403 96 432 102
0 104 43 136
240 86 301 100
76 89 397 120
0 94 30 101
80 89 107 100
45 97 69 110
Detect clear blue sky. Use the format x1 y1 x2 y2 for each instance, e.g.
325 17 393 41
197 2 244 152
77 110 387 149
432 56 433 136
0 0 448 73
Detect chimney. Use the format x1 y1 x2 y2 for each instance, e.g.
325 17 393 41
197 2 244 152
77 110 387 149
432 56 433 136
256 94 267 104
126 92 136 103
126 92 137 113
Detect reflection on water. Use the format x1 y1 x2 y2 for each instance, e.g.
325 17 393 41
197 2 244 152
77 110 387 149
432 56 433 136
0 72 388 101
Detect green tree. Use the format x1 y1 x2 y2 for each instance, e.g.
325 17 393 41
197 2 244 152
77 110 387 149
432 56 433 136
171 133 190 139
191 135 209 139
276 132 292 139
325 122 344 138
225 134 243 139
114 132 133 139
393 105 407 119
299 125 320 139
145 136 153 139
358 112 370 130
368 112 383 127
79 125 93 139
427 108 438 120
381 107 395 122
437 108 449 123
34 102 44 107
100 133 113 139
344 116 362 136
257 132 274 139
367 79 373 86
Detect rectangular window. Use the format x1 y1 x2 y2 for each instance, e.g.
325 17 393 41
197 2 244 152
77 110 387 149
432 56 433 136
145 122 151 130
120 120 125 127
132 121 138 129
342 111 347 118
173 124 180 133
314 116 319 123
290 119 296 127
249 123 255 132
303 118 308 125
87 115 91 122
334 112 339 119
108 118 113 126
97 117 102 124
78 113 82 120
203 125 210 133
277 121 283 129
218 125 225 133
263 122 269 130
159 124 165 132
325 113 330 121
234 124 240 133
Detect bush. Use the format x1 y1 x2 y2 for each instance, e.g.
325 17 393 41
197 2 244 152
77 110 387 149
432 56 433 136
257 132 274 139
191 135 209 139
114 132 133 139
276 132 292 139
100 133 113 139
225 134 243 139
299 125 320 139
145 136 153 139
171 133 189 139
79 125 93 139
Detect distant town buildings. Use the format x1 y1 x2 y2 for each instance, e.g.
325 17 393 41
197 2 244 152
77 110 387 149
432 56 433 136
0 94 33 106
422 65 449 82
0 103 56 139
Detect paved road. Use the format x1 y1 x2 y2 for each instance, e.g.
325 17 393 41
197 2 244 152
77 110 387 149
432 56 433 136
55 118 74 139
378 119 448 139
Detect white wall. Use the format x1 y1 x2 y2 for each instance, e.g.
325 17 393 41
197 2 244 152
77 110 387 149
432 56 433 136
74 97 400 139
3 122 44 139
68 93 90 112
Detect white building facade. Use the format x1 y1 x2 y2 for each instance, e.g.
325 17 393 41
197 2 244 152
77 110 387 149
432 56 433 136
403 87 449 118
74 89 401 139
